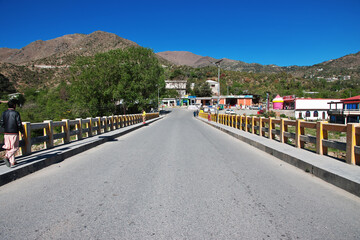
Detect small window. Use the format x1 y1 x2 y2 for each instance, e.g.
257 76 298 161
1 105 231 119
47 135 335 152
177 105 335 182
306 111 311 117
314 111 319 117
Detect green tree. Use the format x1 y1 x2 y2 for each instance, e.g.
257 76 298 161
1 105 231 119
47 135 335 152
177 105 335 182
70 47 165 117
0 74 16 99
195 82 212 97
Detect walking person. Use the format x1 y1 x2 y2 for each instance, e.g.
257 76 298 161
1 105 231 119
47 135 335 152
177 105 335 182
1 100 24 168
142 109 146 124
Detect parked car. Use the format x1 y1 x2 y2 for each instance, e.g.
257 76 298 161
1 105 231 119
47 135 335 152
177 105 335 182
249 105 260 110
225 109 236 115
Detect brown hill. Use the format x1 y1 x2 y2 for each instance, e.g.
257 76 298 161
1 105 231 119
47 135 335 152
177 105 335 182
157 50 360 77
156 51 217 67
157 51 284 73
0 31 139 65
0 31 140 91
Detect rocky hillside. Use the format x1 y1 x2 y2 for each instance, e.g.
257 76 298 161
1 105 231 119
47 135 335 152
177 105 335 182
1 30 359 93
157 50 360 77
0 31 139 65
0 31 140 91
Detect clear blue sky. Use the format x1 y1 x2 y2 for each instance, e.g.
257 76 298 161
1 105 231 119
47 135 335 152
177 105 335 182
1 0 359 66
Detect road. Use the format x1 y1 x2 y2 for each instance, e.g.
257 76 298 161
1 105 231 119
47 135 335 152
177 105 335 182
0 109 359 239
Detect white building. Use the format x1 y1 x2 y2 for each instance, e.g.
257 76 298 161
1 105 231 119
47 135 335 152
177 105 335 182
295 98 341 120
165 79 187 97
206 80 219 96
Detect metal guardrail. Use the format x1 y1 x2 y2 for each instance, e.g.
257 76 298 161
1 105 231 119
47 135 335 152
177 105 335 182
199 112 360 165
0 113 159 156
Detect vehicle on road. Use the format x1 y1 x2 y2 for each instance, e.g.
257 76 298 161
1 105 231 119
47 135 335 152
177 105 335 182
225 109 236 115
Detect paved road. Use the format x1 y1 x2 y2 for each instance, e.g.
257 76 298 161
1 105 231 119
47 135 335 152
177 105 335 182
0 109 359 239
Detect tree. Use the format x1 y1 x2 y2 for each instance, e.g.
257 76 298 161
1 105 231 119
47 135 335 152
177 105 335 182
70 47 165 117
0 74 16 99
195 82 212 97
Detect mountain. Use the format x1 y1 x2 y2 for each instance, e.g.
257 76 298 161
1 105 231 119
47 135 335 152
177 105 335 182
0 31 139 65
157 50 360 78
156 51 218 67
157 51 285 73
1 30 359 93
0 31 140 91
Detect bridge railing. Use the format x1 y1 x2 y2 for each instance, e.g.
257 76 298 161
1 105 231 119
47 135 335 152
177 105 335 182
0 113 159 157
199 112 360 166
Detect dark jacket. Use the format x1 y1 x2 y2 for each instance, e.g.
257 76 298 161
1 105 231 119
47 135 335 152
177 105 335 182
0 109 24 134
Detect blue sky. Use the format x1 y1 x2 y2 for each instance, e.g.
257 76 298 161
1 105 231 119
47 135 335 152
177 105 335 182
1 0 359 66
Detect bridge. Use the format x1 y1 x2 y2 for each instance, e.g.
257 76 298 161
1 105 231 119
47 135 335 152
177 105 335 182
0 109 359 239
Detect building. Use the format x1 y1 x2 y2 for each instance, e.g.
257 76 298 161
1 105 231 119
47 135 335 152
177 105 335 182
328 95 360 124
219 95 253 107
283 95 296 109
165 80 187 97
206 80 219 96
295 98 340 120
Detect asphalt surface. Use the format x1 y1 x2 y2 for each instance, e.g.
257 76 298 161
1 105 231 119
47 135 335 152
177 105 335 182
0 109 359 240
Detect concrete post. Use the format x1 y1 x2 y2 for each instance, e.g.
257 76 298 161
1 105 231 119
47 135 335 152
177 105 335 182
62 119 70 144
22 122 31 155
44 120 54 149
280 119 285 143
268 118 273 139
96 117 101 135
259 117 263 137
346 123 360 165
86 118 93 137
316 121 325 155
251 117 255 134
295 119 303 148
75 118 83 140
245 116 248 132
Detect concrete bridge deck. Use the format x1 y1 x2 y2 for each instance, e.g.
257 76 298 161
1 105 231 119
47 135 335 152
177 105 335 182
0 116 162 186
1 110 359 197
0 109 359 239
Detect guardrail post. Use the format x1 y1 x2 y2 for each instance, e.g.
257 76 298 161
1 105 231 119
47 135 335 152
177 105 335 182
114 115 119 129
86 117 93 137
295 119 303 148
346 123 360 165
239 115 242 131
22 122 31 155
75 118 83 140
245 116 248 132
96 117 101 135
251 117 255 133
280 119 285 143
44 120 54 149
316 121 325 155
268 118 273 139
103 117 108 132
62 119 70 143
259 117 263 136
120 116 124 128
109 116 114 131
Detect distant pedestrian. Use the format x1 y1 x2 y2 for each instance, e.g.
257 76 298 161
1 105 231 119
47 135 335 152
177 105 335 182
142 109 146 124
1 100 24 168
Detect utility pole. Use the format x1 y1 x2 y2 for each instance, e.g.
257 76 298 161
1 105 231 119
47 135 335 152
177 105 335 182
215 59 223 122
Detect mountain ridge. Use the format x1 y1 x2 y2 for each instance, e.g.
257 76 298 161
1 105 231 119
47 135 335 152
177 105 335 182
0 31 139 65
0 31 359 92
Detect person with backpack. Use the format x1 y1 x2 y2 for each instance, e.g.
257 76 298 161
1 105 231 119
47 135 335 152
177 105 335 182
1 100 24 168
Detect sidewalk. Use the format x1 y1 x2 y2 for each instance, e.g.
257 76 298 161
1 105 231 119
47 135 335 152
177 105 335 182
197 117 360 197
0 117 163 187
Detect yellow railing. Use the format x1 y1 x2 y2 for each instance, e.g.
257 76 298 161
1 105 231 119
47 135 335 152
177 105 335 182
199 113 360 165
1 113 159 156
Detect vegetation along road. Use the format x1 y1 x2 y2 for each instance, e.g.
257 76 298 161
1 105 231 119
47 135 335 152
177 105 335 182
0 109 359 239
